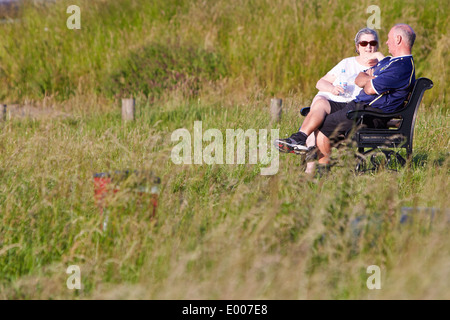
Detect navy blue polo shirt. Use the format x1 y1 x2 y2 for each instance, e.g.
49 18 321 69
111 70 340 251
355 55 415 112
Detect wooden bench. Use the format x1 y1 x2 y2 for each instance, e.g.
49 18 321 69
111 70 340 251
300 77 434 171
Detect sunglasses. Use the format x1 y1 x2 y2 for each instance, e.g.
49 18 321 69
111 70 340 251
359 41 378 47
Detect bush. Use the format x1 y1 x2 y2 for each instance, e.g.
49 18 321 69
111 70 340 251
104 43 227 100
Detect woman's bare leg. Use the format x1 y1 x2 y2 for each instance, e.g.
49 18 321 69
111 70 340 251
300 97 332 136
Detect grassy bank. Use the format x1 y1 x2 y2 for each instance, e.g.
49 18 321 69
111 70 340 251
0 94 448 299
0 0 448 104
0 0 449 299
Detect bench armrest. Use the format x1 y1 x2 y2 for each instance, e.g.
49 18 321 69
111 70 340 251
304 107 402 120
300 107 310 117
346 109 403 120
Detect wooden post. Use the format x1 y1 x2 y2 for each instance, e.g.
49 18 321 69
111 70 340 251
0 105 6 122
270 98 282 122
121 98 135 121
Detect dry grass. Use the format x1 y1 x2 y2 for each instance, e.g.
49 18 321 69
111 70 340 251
0 0 449 300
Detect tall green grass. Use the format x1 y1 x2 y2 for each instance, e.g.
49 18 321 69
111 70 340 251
0 0 449 299
0 94 448 299
0 0 448 105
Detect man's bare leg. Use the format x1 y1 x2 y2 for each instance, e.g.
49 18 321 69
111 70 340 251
304 97 330 174
316 131 332 164
305 129 319 174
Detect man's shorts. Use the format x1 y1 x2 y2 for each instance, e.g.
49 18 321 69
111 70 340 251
318 100 387 139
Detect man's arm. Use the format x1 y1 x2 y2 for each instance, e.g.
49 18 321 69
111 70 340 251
355 72 376 95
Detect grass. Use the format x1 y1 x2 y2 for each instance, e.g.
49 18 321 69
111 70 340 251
0 0 449 299
0 95 448 299
0 0 448 104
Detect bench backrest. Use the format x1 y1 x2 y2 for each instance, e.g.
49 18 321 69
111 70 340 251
354 77 433 155
392 77 433 153
397 77 433 133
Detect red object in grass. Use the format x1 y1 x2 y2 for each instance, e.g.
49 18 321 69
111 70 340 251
93 176 112 203
93 171 160 230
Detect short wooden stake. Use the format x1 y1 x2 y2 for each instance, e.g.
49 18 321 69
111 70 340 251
0 105 6 121
270 98 282 122
122 98 135 121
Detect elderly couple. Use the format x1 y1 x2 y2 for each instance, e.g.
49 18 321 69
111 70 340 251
275 24 416 174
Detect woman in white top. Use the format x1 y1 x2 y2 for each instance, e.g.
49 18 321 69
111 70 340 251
304 27 385 174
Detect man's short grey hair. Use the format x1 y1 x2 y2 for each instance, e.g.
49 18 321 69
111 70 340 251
394 24 416 48
354 28 379 53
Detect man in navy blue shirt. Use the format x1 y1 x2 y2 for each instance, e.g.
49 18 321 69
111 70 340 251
275 24 416 167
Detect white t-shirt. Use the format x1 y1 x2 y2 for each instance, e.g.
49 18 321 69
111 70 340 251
315 57 368 103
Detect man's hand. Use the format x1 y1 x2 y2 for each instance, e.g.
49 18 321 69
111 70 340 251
365 68 375 77
355 72 375 88
355 72 377 95
364 52 385 67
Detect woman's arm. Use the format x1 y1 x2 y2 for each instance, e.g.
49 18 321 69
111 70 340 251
316 73 343 96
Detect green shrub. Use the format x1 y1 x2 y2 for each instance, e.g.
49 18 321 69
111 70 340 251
104 43 227 100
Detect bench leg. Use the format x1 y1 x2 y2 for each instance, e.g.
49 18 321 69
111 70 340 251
355 148 408 173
